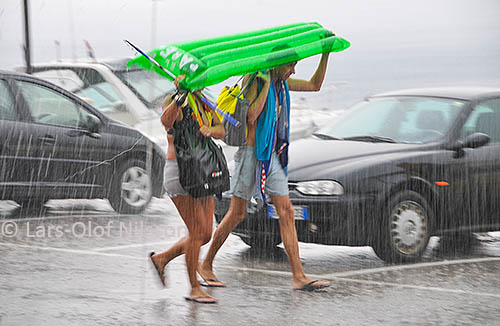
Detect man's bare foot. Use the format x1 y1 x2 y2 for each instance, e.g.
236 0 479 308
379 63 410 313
185 287 217 304
150 252 166 287
293 279 330 291
197 263 226 287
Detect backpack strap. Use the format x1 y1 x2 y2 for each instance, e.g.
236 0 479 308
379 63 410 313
235 72 258 98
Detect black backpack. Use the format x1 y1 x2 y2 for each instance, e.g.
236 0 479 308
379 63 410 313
173 104 230 198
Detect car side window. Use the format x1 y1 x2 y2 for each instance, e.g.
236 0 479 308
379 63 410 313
16 80 93 129
0 79 17 121
399 99 462 135
461 98 500 143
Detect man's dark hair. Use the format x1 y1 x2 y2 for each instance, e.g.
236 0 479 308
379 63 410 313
266 43 299 67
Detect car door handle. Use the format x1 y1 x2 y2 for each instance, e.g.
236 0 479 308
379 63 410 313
66 129 87 137
66 129 101 139
38 135 56 145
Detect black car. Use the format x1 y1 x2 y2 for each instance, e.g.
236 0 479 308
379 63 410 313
215 87 500 262
0 70 165 214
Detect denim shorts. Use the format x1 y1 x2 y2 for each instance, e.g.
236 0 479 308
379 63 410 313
163 160 188 198
230 146 288 201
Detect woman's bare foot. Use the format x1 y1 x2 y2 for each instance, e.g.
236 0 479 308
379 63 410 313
185 287 217 304
150 252 166 287
197 263 226 287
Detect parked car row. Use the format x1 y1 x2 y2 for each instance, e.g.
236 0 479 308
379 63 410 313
215 87 500 262
4 59 325 214
0 70 165 214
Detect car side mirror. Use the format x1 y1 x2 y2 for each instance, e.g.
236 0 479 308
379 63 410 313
105 101 127 112
447 132 490 158
86 114 102 137
100 101 127 113
113 101 127 112
463 132 490 149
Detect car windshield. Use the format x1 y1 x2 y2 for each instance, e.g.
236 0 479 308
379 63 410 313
316 96 466 144
114 69 176 109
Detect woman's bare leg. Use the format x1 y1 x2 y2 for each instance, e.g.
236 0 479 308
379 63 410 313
182 196 216 302
150 195 193 285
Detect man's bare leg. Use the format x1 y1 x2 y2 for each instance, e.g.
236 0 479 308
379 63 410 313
271 195 330 290
199 195 247 285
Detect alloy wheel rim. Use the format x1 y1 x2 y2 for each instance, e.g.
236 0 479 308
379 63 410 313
389 200 428 255
120 167 152 207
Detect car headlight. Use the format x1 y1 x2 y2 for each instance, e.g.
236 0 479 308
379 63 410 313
296 180 344 196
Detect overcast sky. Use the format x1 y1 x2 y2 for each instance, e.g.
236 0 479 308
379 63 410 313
1 0 499 67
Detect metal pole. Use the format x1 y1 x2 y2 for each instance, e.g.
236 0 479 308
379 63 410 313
150 0 161 103
55 40 61 61
22 0 32 74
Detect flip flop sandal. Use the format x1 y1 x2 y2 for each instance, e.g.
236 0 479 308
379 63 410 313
150 252 166 288
184 295 218 304
294 280 330 292
200 277 226 288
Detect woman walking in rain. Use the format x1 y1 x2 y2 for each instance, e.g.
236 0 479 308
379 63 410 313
150 75 225 304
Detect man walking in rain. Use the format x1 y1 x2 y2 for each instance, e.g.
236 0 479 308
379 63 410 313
199 49 332 291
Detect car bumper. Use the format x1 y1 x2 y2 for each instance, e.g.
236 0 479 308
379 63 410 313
214 189 379 246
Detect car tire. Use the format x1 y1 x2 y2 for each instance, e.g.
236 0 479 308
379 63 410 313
108 159 153 214
438 232 479 255
239 234 282 249
372 190 432 263
16 198 47 216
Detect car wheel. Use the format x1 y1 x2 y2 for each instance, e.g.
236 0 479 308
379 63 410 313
108 159 153 214
372 190 432 263
239 234 282 250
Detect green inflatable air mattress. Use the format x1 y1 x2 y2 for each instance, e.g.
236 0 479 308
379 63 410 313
128 22 350 90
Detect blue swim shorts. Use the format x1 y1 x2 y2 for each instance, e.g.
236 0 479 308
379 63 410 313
230 146 288 201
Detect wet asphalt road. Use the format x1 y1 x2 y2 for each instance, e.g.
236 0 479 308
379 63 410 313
1 198 500 326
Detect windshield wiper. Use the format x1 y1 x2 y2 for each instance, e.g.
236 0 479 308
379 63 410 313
342 135 396 143
312 133 341 140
